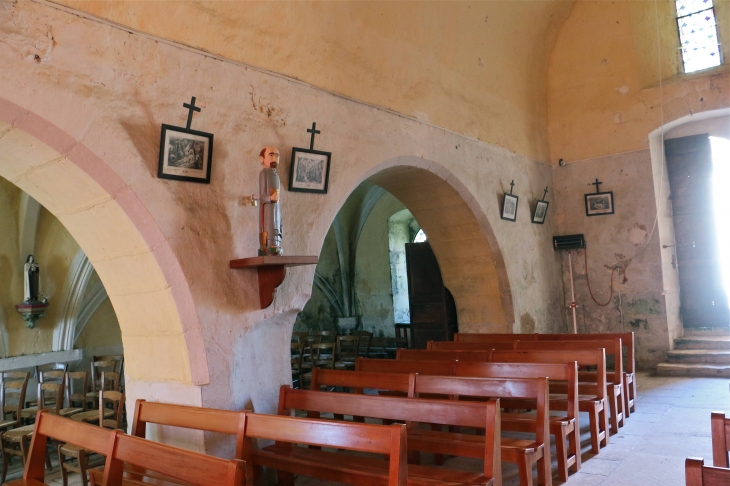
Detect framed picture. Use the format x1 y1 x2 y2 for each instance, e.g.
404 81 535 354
532 200 549 224
158 124 213 183
289 147 332 194
585 191 614 216
501 193 519 222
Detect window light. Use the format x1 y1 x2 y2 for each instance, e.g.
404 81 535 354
676 0 722 73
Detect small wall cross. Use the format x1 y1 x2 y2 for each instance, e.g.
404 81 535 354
307 122 321 150
509 180 515 195
591 178 603 194
183 96 201 130
542 186 549 200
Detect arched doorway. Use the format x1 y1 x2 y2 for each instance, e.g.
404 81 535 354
0 102 209 400
295 157 514 344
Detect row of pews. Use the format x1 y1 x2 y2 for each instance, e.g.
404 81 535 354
685 412 730 485
7 330 727 485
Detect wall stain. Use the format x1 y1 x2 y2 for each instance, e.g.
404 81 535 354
629 318 648 330
520 312 535 334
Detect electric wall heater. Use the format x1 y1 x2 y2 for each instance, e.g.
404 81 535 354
553 234 585 251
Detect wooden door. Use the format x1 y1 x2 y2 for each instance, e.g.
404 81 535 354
665 134 729 328
405 242 457 348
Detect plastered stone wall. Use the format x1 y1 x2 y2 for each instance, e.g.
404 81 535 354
2 0 565 455
553 150 670 368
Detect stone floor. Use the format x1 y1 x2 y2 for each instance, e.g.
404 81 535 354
298 372 730 486
3 372 727 485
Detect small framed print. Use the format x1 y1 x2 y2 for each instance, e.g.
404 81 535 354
289 147 331 194
585 191 614 216
158 124 213 183
501 193 519 222
532 200 549 224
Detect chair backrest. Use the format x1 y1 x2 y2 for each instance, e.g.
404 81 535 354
91 358 122 393
241 411 407 486
24 411 123 485
101 371 121 392
292 331 309 342
291 343 304 372
0 372 29 422
353 331 373 356
355 357 456 375
337 335 360 361
315 330 338 343
685 457 730 486
38 371 65 414
100 390 125 430
711 411 730 467
113 431 245 486
66 371 88 410
35 363 67 382
310 342 335 368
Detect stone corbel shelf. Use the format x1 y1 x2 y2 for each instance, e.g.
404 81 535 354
229 256 318 309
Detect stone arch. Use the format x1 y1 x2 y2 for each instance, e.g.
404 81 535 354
353 156 515 331
0 98 209 386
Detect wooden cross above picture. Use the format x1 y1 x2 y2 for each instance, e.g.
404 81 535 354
585 178 614 216
289 122 332 194
158 96 214 184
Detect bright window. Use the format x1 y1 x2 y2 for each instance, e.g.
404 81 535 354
413 229 427 242
676 0 722 73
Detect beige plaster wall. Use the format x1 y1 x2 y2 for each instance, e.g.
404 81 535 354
2 0 565 455
0 177 20 357
548 0 730 164
553 150 671 368
51 0 575 163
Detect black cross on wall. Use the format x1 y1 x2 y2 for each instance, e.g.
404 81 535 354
591 178 603 194
307 122 321 150
183 96 201 130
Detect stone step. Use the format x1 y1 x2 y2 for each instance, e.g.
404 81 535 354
657 362 730 377
674 336 730 350
666 349 730 364
683 328 730 337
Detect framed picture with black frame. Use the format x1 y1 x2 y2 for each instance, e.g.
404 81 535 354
585 191 614 216
532 199 549 224
289 147 332 194
158 124 213 183
501 193 519 222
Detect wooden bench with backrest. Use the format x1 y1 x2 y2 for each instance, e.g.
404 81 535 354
711 411 730 467
311 368 551 485
277 386 501 486
411 374 551 486
492 349 609 454
685 457 730 486
428 341 516 351
434 340 624 435
515 339 625 433
455 361 580 482
454 332 637 415
243 411 410 486
356 357 456 375
3 410 123 486
397 349 493 362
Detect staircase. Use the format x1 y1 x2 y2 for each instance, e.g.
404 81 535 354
657 329 730 377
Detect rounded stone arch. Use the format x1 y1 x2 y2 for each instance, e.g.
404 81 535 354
358 156 515 331
0 98 209 387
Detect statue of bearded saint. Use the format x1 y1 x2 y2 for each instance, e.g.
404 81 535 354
23 255 40 303
258 147 283 255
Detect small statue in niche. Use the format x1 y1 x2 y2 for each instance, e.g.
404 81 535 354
258 146 283 256
23 255 40 303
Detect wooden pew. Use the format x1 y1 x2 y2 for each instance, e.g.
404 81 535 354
277 386 501 486
244 411 410 486
99 432 245 486
356 357 456 375
685 457 730 486
515 339 625 433
88 399 245 485
455 362 580 482
411 375 551 486
454 332 637 415
428 342 516 351
4 410 123 486
310 368 552 486
492 349 609 454
712 412 730 467
397 349 493 362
